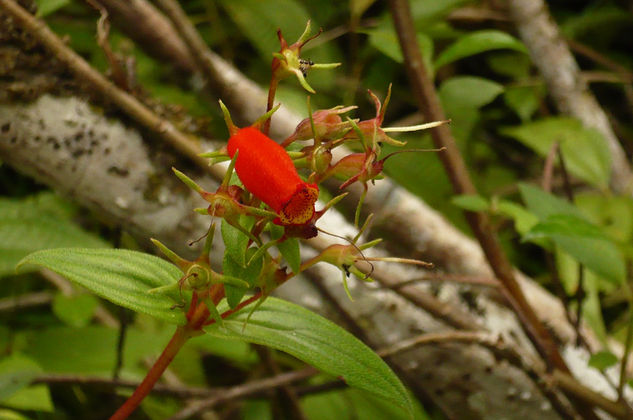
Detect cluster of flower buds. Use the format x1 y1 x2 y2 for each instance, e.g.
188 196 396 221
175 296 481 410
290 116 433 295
155 21 444 314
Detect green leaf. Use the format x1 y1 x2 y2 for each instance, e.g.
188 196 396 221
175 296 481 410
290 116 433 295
438 76 504 109
303 386 430 420
223 247 263 309
0 354 53 412
411 0 470 28
220 0 312 59
52 293 98 328
17 249 186 324
0 409 30 420
205 297 413 415
35 0 70 17
588 350 619 370
366 28 433 72
222 218 250 267
278 238 301 273
435 30 527 69
451 194 489 212
501 118 612 188
495 200 539 235
503 85 543 122
21 325 173 377
525 215 625 285
525 214 611 241
518 184 585 220
0 195 109 277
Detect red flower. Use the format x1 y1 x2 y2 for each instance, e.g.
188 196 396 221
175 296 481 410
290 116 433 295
227 127 319 225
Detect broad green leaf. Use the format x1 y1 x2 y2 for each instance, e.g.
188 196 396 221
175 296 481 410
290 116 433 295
205 297 413 415
224 247 263 309
21 325 173 377
486 52 531 79
278 238 301 273
438 77 504 109
52 293 98 328
35 0 70 17
495 200 539 235
524 214 612 241
0 194 109 276
220 0 310 58
0 354 52 412
222 218 250 267
518 184 585 220
575 193 633 243
303 386 429 420
366 28 433 72
17 249 186 324
411 0 471 27
588 350 619 370
435 30 527 69
501 118 612 188
503 85 542 122
525 215 625 285
0 409 30 420
222 217 257 308
0 354 40 401
451 194 489 212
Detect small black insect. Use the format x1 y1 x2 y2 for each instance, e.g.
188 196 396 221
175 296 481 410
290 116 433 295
299 58 314 77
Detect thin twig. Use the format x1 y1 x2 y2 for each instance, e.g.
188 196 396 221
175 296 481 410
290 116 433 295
255 346 308 420
168 368 318 420
0 291 53 312
388 0 569 373
382 273 499 289
0 0 220 179
388 1 603 418
542 142 559 192
619 309 633 401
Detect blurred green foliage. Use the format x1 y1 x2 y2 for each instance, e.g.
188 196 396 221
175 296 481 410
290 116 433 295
3 0 633 418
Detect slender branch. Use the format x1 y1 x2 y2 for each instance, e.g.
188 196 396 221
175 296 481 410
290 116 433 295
619 309 633 401
0 0 220 179
0 291 53 312
387 2 608 418
388 0 568 372
168 368 318 420
507 0 632 195
109 325 192 420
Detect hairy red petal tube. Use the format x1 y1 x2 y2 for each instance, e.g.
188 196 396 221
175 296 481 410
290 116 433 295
227 127 318 225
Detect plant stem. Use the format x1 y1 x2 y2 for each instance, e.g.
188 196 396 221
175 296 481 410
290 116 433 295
109 325 192 420
262 77 279 136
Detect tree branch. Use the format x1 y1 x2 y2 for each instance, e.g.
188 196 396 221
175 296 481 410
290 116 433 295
507 0 632 194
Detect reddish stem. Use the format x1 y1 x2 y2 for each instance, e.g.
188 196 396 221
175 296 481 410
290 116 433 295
262 76 278 136
110 285 224 419
109 325 191 420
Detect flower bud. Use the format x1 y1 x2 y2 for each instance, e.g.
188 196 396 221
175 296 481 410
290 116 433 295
227 127 319 225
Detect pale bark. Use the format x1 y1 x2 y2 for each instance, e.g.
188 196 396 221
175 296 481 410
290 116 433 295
3 94 629 419
507 0 632 194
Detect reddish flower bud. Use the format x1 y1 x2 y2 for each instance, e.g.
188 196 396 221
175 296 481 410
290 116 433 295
227 127 319 225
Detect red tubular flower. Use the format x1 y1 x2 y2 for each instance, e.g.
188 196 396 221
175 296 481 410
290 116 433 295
227 127 319 225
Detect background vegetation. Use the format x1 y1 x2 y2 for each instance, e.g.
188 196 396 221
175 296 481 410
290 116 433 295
2 0 633 418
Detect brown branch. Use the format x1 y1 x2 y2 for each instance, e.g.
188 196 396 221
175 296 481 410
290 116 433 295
0 0 217 177
168 368 317 420
0 291 53 312
388 0 567 373
507 0 632 195
387 1 605 418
